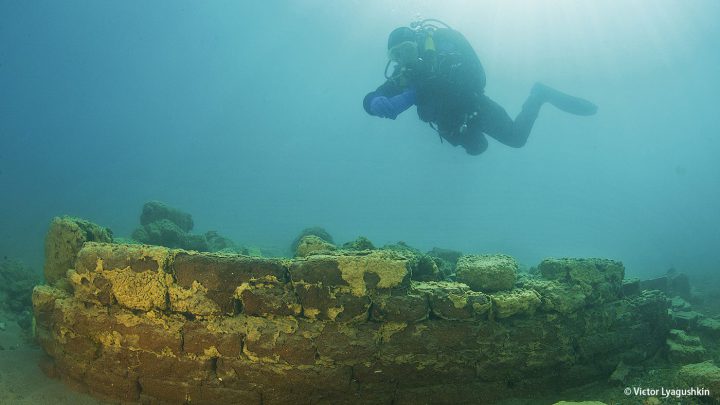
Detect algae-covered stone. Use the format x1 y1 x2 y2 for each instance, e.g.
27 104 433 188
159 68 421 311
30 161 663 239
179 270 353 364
427 247 462 265
295 235 336 257
553 402 608 405
342 236 375 251
173 251 289 314
44 216 113 284
492 288 541 318
412 255 441 282
676 361 720 400
522 278 587 314
667 329 706 364
455 254 517 292
71 243 174 311
290 251 410 296
370 293 428 323
293 282 370 322
140 200 193 232
539 258 624 304
671 310 701 330
235 282 301 317
698 317 720 337
290 226 334 254
414 281 491 320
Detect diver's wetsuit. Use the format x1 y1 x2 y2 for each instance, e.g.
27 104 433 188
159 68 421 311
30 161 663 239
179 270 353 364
363 28 542 155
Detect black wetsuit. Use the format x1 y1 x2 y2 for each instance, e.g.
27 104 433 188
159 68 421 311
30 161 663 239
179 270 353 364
364 28 542 155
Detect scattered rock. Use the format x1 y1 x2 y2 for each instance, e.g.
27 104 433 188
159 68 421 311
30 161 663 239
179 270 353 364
290 227 334 254
622 278 640 296
131 202 238 253
140 200 193 232
426 247 462 265
697 317 720 338
670 310 701 330
667 329 706 364
639 276 668 293
609 361 631 384
295 235 336 257
342 236 375 251
455 254 517 292
411 255 441 282
676 361 720 401
670 296 692 311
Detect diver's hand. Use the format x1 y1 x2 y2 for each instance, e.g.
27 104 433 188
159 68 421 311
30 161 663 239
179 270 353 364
369 96 398 119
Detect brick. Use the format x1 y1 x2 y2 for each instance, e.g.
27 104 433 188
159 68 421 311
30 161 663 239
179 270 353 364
294 282 370 322
183 321 243 358
173 252 289 314
238 284 301 317
370 293 428 323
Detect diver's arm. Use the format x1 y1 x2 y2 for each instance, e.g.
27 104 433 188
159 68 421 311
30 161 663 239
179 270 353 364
363 80 416 119
364 88 416 119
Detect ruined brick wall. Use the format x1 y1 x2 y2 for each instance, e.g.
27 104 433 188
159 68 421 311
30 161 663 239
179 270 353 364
32 242 669 404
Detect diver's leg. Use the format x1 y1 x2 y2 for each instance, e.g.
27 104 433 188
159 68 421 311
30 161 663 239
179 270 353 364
476 84 597 149
474 94 539 148
532 82 598 116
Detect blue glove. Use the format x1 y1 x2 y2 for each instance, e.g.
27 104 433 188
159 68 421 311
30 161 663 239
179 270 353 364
370 96 397 118
369 88 416 119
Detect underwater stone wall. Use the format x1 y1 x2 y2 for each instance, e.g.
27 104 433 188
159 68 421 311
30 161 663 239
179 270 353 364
33 237 670 404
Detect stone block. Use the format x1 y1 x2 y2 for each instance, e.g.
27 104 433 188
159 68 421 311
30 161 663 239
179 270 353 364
67 306 184 355
492 289 541 319
72 243 175 311
290 251 410 296
167 281 222 316
182 320 244 358
379 320 487 357
75 242 172 274
315 322 379 362
32 285 68 328
370 293 428 323
414 282 491 321
236 283 301 317
411 255 441 282
523 278 586 314
671 310 701 330
138 378 194 404
44 216 112 284
455 254 517 292
667 329 706 364
676 361 720 401
173 252 289 314
697 317 720 338
621 278 640 296
638 276 668 293
539 258 624 304
294 282 371 322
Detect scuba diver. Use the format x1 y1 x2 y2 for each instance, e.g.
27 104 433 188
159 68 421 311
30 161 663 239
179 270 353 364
363 19 598 155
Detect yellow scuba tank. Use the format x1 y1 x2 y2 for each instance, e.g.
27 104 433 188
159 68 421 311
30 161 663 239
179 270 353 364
424 30 436 53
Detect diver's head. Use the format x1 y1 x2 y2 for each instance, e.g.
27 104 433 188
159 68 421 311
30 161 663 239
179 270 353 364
387 27 419 67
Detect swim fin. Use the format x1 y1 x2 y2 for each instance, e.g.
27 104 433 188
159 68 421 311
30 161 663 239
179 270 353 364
531 82 598 116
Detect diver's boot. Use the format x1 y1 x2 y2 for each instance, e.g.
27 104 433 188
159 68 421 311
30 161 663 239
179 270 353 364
531 82 598 116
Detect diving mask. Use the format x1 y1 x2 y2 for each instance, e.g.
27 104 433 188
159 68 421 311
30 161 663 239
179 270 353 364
388 40 419 67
